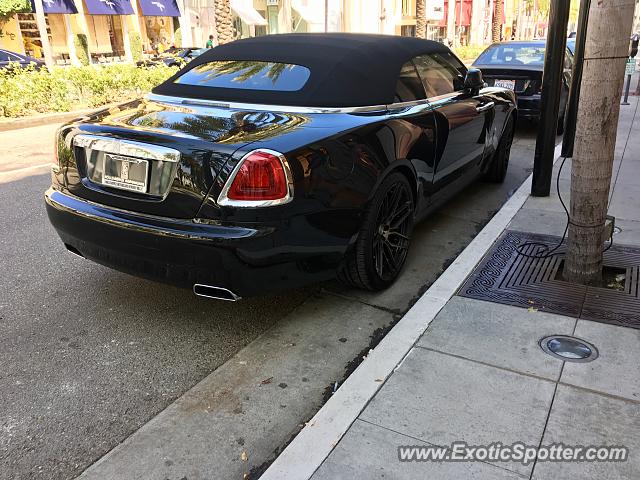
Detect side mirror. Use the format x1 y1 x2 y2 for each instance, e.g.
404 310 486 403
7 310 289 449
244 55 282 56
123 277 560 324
464 68 484 91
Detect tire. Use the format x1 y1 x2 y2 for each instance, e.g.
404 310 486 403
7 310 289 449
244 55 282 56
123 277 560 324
338 172 415 291
485 116 514 183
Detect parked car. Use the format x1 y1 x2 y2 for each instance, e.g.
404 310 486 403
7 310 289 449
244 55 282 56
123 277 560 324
45 34 517 300
472 40 572 133
0 48 45 70
137 47 207 68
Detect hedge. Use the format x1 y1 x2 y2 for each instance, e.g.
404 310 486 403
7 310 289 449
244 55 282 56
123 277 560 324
452 45 488 63
0 63 178 117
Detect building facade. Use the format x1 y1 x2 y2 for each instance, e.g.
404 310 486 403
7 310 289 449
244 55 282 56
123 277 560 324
0 0 556 68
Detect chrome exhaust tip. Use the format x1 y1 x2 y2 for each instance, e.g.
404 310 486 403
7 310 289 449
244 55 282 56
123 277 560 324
193 284 241 302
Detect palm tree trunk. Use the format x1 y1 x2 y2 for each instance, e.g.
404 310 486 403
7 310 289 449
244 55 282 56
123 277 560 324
215 0 234 44
563 0 636 285
492 0 503 42
416 0 426 38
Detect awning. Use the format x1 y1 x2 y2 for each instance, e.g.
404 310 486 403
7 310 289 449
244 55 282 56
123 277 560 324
230 0 267 26
138 0 181 17
292 0 318 24
83 0 134 15
31 0 78 14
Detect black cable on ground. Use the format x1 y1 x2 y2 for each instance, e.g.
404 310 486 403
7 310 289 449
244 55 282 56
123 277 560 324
515 154 614 259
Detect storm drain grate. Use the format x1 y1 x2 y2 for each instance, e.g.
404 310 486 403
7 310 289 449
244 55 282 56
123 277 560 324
458 230 640 329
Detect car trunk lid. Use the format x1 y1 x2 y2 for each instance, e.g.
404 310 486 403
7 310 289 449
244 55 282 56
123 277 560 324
476 66 542 96
60 97 289 219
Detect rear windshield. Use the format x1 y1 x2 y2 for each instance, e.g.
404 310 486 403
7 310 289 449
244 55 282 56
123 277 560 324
173 60 311 92
475 44 546 66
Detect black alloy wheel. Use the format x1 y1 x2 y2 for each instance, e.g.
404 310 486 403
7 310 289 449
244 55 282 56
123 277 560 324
339 172 415 291
485 116 514 183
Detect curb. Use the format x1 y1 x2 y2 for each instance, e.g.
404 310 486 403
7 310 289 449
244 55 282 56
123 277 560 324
259 143 564 480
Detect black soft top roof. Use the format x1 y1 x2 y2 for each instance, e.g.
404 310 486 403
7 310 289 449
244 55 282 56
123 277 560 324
152 33 452 108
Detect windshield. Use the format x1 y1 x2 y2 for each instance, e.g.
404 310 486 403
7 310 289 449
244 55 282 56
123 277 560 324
174 60 311 92
475 44 546 66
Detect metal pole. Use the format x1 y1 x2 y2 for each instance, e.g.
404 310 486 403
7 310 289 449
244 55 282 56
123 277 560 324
622 72 632 105
531 0 571 197
623 35 639 104
561 0 590 158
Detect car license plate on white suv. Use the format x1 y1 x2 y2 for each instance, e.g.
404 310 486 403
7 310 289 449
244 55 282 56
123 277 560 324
102 154 149 193
494 79 516 90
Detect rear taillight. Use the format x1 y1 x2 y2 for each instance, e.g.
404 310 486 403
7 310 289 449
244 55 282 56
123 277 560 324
219 149 292 206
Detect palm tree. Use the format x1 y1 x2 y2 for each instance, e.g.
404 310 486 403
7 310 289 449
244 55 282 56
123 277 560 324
193 61 291 85
416 0 426 39
492 0 504 42
214 0 234 44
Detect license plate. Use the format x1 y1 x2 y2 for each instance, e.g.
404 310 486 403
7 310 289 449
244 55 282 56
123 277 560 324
495 79 516 90
102 154 149 193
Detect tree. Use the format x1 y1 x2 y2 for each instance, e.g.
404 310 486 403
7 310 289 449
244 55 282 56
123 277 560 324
492 0 503 42
563 0 636 285
214 0 234 44
0 0 29 37
0 0 30 19
416 0 426 39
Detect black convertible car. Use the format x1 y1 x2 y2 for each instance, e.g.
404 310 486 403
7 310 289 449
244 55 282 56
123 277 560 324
46 34 516 300
473 40 572 132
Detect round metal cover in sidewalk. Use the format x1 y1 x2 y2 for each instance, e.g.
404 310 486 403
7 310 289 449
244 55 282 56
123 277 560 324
540 335 599 362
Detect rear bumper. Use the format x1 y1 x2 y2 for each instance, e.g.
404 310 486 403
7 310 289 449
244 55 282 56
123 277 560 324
45 188 340 297
516 95 541 120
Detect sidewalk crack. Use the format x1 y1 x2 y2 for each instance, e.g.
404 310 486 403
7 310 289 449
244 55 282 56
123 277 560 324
528 362 565 480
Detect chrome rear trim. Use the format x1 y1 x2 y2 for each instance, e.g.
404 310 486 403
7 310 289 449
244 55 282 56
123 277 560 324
146 93 389 115
72 134 181 163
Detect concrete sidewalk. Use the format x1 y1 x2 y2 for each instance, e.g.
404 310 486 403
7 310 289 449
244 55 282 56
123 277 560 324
262 99 640 480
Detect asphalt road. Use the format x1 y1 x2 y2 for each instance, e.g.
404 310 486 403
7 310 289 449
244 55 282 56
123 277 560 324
0 120 540 480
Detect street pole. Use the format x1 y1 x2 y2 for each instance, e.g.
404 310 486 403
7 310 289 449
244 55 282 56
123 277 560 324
561 0 590 158
530 0 570 197
622 66 633 105
564 0 636 285
622 33 639 104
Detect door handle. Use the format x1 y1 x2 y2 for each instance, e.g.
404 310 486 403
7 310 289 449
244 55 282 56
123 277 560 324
476 101 495 112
